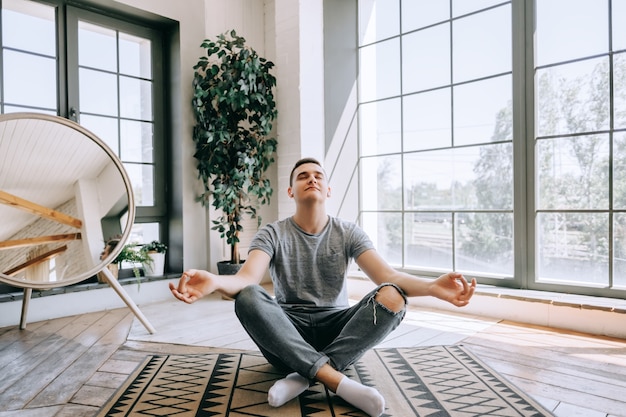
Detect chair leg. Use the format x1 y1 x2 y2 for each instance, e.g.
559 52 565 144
20 287 32 330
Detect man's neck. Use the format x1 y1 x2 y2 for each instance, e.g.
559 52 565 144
291 207 329 235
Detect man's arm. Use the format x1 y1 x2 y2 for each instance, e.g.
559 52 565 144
169 249 271 303
354 249 476 307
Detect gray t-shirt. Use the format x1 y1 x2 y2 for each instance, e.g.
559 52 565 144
249 216 374 307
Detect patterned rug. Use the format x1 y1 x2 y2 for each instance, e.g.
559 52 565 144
97 345 552 416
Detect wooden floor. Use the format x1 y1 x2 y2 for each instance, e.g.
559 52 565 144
1 292 626 417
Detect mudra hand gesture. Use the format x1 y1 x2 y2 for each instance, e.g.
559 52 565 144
169 269 218 304
429 272 477 307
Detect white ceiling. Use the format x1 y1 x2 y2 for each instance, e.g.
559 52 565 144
0 116 111 241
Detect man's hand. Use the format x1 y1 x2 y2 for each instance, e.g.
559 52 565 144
429 272 477 307
169 269 217 304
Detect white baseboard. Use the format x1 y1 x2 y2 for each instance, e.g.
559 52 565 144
0 279 178 329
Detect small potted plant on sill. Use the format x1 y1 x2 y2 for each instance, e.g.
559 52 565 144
140 240 167 277
114 243 151 282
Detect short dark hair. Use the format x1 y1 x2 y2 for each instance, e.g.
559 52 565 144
289 157 324 186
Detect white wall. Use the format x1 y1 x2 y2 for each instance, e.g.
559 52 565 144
273 0 326 220
112 0 326 271
112 0 285 272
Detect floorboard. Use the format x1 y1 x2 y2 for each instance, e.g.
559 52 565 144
1 293 626 417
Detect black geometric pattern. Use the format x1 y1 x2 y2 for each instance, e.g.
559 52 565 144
97 346 553 417
367 346 553 416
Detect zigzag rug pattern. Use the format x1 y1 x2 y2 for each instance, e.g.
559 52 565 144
97 346 553 417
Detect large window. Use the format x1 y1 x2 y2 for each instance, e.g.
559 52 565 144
357 0 626 298
534 0 626 291
1 0 168 250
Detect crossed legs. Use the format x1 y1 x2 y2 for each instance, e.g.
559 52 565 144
235 284 406 417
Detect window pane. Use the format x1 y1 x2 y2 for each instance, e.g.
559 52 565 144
457 212 513 275
131 222 160 245
2 0 55 55
76 20 159 216
615 213 626 287
536 0 608 66
404 144 512 211
454 75 512 146
403 89 451 151
79 68 117 116
358 0 400 45
402 0 448 32
469 143 513 210
119 33 152 78
615 53 626 130
404 212 452 270
536 58 610 137
615 133 626 209
4 51 56 109
361 155 402 210
79 68 118 116
453 4 511 83
536 135 609 210
125 163 154 206
80 115 119 154
120 76 153 120
362 212 402 266
452 0 505 17
359 98 401 156
359 39 401 102
404 149 458 209
537 212 609 285
79 21 117 71
121 120 153 163
402 23 450 93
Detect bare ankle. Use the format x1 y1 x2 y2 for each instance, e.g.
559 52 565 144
314 363 343 392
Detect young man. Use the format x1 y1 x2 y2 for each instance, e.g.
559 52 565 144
170 157 477 417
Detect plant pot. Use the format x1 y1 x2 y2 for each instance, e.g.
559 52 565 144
97 263 119 283
217 260 244 275
143 252 165 277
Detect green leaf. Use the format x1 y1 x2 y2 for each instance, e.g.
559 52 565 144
191 30 278 263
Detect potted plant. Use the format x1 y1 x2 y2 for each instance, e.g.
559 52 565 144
140 240 167 277
191 29 278 273
114 243 151 280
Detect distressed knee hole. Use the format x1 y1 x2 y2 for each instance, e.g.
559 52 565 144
374 285 405 313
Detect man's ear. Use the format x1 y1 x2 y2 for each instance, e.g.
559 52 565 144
327 187 331 197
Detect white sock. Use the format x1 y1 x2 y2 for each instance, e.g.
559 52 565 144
267 372 310 407
335 376 385 417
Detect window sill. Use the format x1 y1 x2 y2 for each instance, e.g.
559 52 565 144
0 273 179 303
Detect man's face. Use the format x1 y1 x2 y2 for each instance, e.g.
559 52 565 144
288 163 330 201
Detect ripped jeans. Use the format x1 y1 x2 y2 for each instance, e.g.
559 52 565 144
234 283 407 379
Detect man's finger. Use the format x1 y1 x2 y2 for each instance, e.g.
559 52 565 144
177 273 190 293
459 275 469 292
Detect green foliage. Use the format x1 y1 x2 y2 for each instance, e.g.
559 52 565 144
141 240 168 254
114 244 151 278
191 30 278 264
